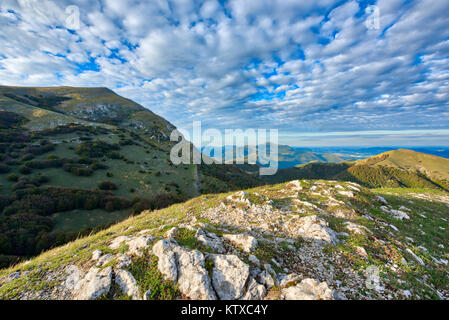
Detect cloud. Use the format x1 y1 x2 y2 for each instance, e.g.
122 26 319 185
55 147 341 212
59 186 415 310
0 0 448 145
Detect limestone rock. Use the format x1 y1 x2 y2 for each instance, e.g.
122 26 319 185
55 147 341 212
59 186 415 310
115 269 140 300
280 278 334 300
278 273 300 288
73 267 113 300
296 215 337 244
211 254 250 300
116 254 133 269
152 240 216 300
241 278 267 300
152 239 178 281
195 228 225 253
91 250 102 261
110 235 153 256
223 234 258 253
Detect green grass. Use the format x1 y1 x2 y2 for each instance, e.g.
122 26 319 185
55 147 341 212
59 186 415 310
127 253 181 300
52 208 132 232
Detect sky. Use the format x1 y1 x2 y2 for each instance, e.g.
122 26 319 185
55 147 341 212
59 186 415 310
0 0 449 146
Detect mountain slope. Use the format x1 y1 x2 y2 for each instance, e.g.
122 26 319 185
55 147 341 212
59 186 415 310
266 149 449 190
0 180 447 300
0 86 263 268
0 86 173 142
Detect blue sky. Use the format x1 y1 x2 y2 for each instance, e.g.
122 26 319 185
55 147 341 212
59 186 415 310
0 0 449 146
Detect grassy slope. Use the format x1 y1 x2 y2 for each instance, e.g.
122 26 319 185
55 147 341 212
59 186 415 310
357 149 449 182
0 181 447 300
267 150 449 190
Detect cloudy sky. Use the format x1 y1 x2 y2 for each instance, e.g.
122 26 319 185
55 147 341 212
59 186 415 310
1 0 449 146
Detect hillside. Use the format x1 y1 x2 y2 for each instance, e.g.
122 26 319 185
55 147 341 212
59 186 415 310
0 180 447 300
266 150 449 191
0 86 262 268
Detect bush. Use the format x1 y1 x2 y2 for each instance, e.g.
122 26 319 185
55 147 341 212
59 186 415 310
0 163 10 174
18 165 32 175
7 173 19 182
98 181 118 191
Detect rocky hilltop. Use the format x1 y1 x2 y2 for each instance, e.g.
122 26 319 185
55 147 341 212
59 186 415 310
1 179 447 300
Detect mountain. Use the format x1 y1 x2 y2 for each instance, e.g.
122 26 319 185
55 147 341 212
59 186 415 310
265 149 449 190
0 86 262 268
207 144 344 169
1 180 448 300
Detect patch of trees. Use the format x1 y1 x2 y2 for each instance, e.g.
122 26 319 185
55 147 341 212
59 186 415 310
0 163 10 173
35 123 110 138
75 140 120 158
98 181 118 191
4 186 131 217
23 142 55 155
199 163 264 192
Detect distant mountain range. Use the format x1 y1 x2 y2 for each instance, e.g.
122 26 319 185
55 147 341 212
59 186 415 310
204 145 449 170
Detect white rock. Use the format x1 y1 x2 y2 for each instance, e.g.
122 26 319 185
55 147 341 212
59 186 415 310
115 269 140 300
337 191 354 198
195 228 225 253
377 196 388 205
73 267 113 300
257 270 275 289
278 273 300 288
296 215 337 244
211 254 250 300
405 248 425 266
287 180 302 191
344 222 371 235
92 250 102 261
116 254 133 269
152 240 178 281
96 253 114 267
64 265 82 292
152 240 216 300
223 234 258 253
402 290 412 299
174 246 216 300
164 227 177 239
389 209 410 220
109 236 132 250
127 236 154 256
240 278 267 300
248 255 260 266
355 246 368 258
280 278 334 300
109 235 153 256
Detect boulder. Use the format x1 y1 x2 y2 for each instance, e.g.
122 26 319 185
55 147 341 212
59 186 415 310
115 269 140 300
109 235 153 256
195 228 225 253
281 278 334 300
152 240 178 281
296 215 337 244
211 254 249 300
241 278 267 300
257 270 275 289
152 240 216 300
223 234 258 253
73 267 113 300
174 246 216 300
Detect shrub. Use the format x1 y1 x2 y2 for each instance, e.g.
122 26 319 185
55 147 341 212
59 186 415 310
0 163 10 174
98 181 118 191
18 165 32 175
7 173 19 182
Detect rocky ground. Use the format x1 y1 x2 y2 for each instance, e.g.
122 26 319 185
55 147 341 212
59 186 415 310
0 180 448 300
